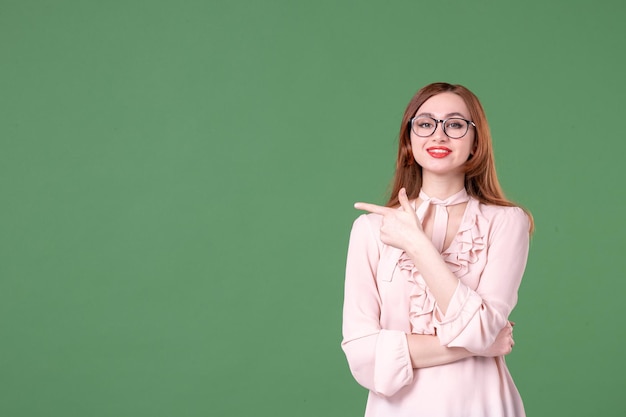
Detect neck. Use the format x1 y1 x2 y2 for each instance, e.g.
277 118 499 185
420 172 466 200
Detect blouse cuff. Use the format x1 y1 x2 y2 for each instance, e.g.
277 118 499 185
434 283 483 347
373 329 414 397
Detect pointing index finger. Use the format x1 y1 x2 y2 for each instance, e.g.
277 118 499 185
354 202 390 215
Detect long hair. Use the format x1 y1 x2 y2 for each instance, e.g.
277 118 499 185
386 82 534 232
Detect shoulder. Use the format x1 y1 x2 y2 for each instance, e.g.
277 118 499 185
347 213 385 257
476 201 528 220
472 199 530 236
351 212 383 236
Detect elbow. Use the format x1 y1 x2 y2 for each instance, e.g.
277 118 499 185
347 362 407 398
372 381 407 398
440 306 511 354
342 339 377 392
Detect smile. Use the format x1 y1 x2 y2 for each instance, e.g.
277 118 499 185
426 147 452 158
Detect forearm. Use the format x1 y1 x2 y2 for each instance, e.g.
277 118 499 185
404 238 459 315
406 333 473 368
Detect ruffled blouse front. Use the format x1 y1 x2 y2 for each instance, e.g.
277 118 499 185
398 203 489 335
397 252 436 335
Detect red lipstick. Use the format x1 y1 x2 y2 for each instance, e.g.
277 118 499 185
426 146 452 158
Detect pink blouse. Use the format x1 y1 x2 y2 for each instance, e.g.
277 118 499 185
341 197 530 417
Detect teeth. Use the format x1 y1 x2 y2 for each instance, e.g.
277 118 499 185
429 149 449 153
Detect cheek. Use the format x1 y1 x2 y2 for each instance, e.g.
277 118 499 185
410 139 429 165
410 136 425 152
409 138 421 158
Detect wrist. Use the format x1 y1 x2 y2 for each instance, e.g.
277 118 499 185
404 234 438 262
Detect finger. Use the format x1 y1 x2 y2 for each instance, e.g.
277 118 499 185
354 202 390 215
397 188 413 213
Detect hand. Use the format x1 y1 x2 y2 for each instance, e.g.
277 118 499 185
482 321 515 357
354 188 424 250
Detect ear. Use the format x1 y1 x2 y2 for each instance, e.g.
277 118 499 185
468 143 477 160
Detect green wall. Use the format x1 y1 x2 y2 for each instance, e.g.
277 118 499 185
2 0 625 416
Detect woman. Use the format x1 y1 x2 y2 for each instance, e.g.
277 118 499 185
342 82 533 417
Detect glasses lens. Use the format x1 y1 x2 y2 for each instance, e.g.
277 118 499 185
413 117 437 137
444 118 469 139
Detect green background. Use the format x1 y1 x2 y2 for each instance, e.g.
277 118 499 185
2 0 625 416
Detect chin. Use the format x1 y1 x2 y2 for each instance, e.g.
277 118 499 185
419 165 466 177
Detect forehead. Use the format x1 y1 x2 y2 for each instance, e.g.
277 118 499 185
416 92 470 117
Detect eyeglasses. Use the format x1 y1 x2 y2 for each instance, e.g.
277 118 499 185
410 116 476 139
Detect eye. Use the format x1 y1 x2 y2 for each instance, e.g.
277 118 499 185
414 117 434 128
446 119 466 130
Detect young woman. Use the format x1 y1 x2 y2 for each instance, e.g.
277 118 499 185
342 82 533 416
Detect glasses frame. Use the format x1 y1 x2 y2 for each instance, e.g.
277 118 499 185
409 116 476 139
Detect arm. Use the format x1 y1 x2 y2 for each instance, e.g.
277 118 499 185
403 235 458 315
355 189 530 354
356 188 460 314
434 207 529 353
407 334 472 368
341 214 414 397
407 321 515 368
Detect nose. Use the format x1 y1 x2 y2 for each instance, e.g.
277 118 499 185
431 120 448 141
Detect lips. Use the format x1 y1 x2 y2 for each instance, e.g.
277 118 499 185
426 146 452 158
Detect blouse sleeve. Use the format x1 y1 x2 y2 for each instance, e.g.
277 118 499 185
434 207 530 354
341 215 414 397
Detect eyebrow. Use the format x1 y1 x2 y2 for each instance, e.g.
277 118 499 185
416 112 469 119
